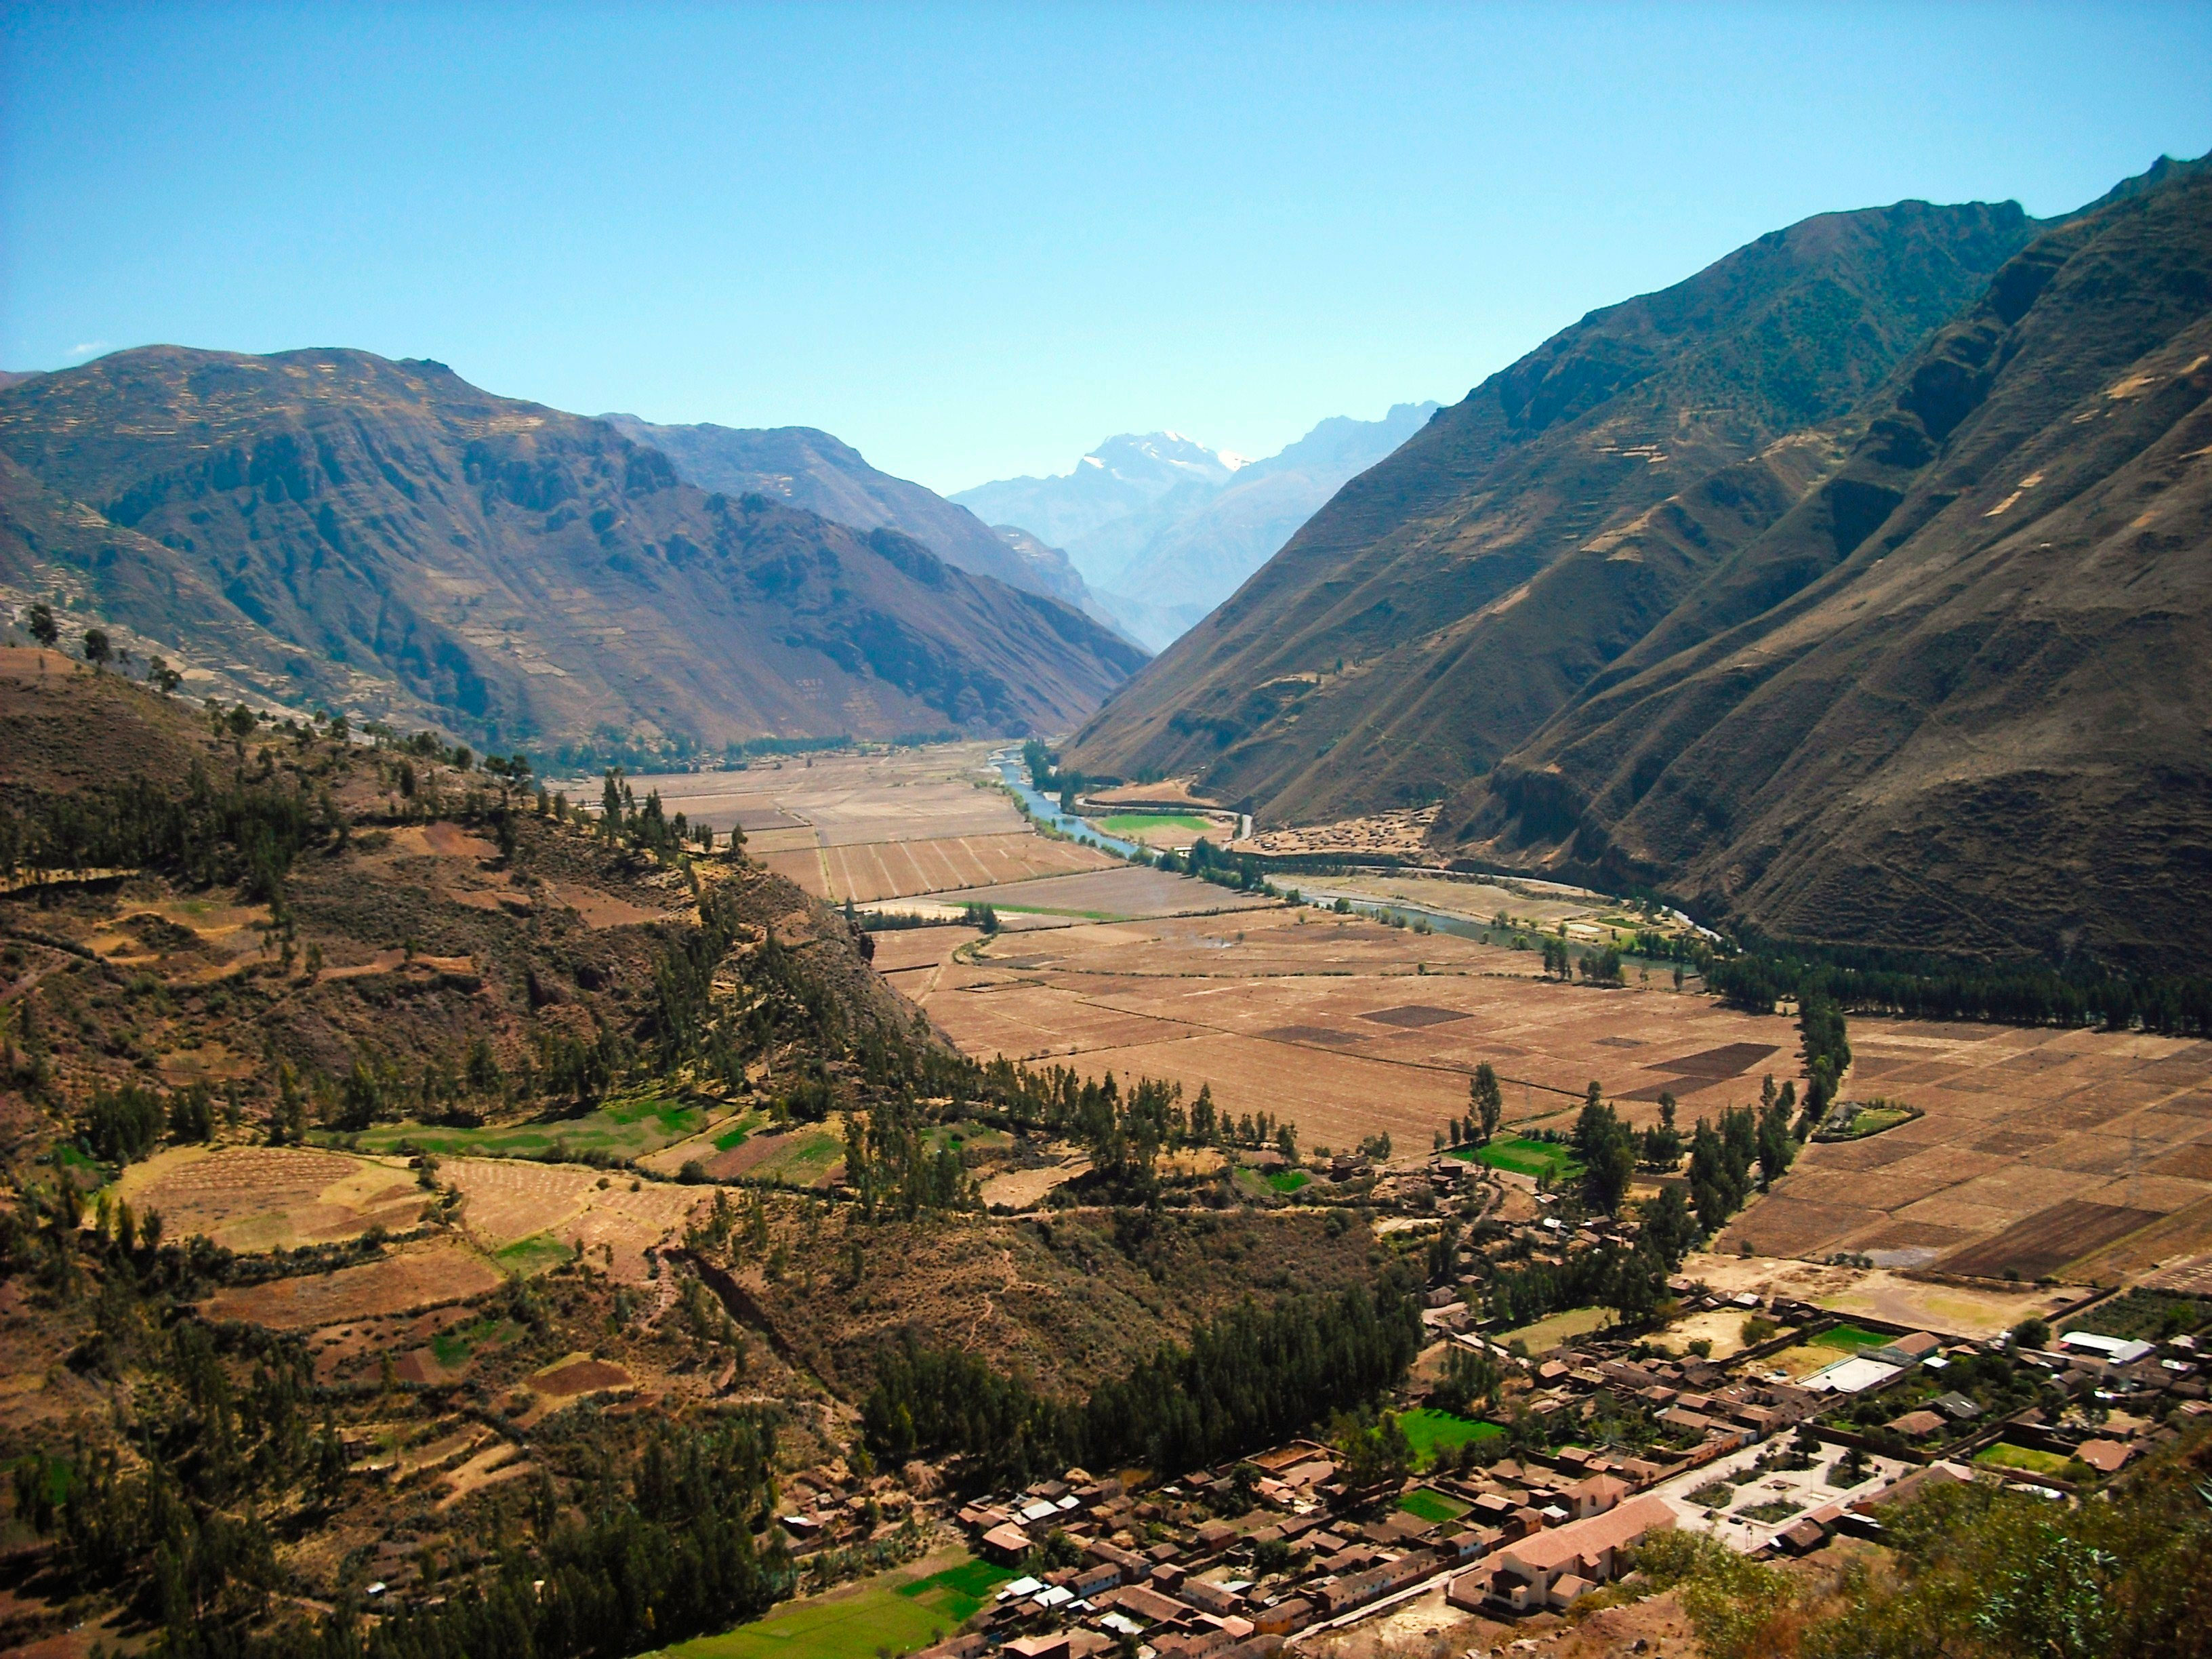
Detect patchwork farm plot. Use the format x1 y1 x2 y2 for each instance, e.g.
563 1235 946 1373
914 901 1807 1156
112 1145 430 1251
604 744 1118 904
108 1144 709 1284
1717 1023 2212 1283
439 1157 708 1279
199 1238 502 1329
918 865 1276 922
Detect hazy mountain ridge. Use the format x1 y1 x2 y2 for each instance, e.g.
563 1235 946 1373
1449 162 2212 962
0 348 1145 758
597 414 1110 624
955 407 1436 647
1066 197 2043 809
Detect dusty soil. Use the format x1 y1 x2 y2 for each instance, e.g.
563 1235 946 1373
114 1145 429 1250
919 904 1804 1155
1681 1251 2081 1340
201 1237 501 1328
1717 1022 2212 1282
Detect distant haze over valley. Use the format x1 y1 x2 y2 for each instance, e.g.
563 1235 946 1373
954 405 1438 649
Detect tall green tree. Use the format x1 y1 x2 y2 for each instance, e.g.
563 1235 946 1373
1471 1063 1503 1144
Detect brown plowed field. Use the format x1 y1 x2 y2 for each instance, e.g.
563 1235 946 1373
820 832 1116 902
914 905 1805 1155
947 866 1276 920
1938 1200 2168 1281
114 1145 427 1250
200 1239 499 1329
1715 1027 2212 1279
442 1158 706 1281
596 743 1015 845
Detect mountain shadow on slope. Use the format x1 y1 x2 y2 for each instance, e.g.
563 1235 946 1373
597 415 1117 630
1446 161 2212 965
1066 198 2041 817
0 350 1145 762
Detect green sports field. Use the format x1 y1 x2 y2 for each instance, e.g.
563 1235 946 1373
1095 813 1214 834
1397 1486 1471 1523
1397 1406 1503 1466
1452 1136 1582 1181
659 1554 1012 1659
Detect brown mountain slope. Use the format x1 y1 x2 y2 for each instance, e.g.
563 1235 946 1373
597 414 1111 623
1448 165 2212 963
1067 199 2039 817
0 349 1143 759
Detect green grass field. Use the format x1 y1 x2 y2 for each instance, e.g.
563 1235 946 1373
1451 1137 1582 1181
660 1555 1010 1659
894 1559 1012 1622
350 1094 712 1160
430 1316 522 1367
52 1142 108 1186
1397 1486 1471 1523
1095 813 1214 834
1397 1407 1503 1467
1811 1324 1894 1352
1266 1169 1310 1193
493 1233 573 1276
1975 1441 2087 1480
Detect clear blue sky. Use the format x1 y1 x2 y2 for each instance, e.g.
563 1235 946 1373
4 3 2208 493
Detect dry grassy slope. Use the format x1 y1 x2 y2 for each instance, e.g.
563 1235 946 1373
0 348 1145 756
1450 167 2212 964
724 1204 1385 1402
1068 199 2038 820
0 659 912 1154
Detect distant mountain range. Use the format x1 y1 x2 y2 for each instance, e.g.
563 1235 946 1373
1070 153 2212 963
0 350 1145 764
954 405 1436 648
596 415 1126 637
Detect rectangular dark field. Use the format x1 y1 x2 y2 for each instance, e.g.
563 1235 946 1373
1359 1005 1471 1029
1938 1200 2166 1281
1654 1042 1781 1079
